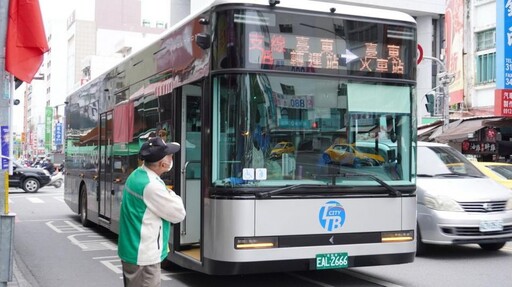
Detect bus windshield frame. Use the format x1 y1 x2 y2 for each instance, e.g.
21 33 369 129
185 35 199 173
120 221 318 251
211 73 415 189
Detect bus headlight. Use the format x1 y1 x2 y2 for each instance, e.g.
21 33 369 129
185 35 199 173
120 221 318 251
235 237 278 249
381 230 414 242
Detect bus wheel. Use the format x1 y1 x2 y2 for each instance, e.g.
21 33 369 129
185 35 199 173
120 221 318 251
80 186 91 227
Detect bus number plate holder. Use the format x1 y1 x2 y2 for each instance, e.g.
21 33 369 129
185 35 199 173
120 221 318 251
315 252 348 270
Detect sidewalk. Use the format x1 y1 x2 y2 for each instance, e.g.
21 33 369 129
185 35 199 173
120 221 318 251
6 250 37 287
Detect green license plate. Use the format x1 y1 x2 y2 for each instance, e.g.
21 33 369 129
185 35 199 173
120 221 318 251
316 252 348 270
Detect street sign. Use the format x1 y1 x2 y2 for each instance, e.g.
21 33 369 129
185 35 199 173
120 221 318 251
417 44 423 65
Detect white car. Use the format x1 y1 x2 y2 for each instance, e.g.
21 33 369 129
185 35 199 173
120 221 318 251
416 142 512 255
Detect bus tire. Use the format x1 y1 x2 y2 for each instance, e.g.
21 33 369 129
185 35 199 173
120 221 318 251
80 186 92 227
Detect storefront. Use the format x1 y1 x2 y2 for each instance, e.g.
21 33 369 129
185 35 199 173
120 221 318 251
419 116 512 161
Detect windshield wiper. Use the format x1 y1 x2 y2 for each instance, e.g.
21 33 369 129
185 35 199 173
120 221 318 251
257 184 325 199
315 172 401 197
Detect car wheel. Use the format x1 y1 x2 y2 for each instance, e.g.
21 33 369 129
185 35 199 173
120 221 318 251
22 178 40 193
478 242 506 251
416 224 429 256
80 186 92 227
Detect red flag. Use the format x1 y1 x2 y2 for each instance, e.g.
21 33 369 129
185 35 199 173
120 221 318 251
5 0 49 83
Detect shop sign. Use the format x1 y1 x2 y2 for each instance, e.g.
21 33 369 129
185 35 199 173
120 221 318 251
494 89 512 116
461 140 497 155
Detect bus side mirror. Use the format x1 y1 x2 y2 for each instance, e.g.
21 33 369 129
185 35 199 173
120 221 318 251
195 33 211 50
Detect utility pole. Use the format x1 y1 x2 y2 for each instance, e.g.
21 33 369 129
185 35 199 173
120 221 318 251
0 0 15 286
423 56 455 132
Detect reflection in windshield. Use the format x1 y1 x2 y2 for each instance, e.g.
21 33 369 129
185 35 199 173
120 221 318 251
417 146 483 177
212 74 413 187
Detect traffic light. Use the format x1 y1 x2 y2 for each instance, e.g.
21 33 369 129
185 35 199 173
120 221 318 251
425 92 435 116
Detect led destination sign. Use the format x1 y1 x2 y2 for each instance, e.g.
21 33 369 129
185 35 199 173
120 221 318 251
248 31 408 75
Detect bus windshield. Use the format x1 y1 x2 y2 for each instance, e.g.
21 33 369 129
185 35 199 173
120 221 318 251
212 73 413 187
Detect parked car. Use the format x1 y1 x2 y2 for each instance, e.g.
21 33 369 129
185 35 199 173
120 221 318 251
270 141 295 159
472 161 512 189
322 143 383 166
1 156 52 192
416 142 512 255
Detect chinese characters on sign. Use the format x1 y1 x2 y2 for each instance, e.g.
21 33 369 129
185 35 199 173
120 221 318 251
497 0 512 88
248 32 405 74
45 107 53 150
1 126 9 170
461 140 497 155
359 43 404 74
494 89 512 116
54 122 63 145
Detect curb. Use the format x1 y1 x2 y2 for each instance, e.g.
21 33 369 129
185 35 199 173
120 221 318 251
7 249 39 287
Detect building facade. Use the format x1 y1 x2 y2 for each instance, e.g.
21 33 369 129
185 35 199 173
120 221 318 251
21 0 172 159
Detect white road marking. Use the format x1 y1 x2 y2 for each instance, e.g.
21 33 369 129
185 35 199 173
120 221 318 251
67 233 117 251
161 270 175 281
93 256 176 281
27 197 44 203
46 220 89 233
100 258 123 274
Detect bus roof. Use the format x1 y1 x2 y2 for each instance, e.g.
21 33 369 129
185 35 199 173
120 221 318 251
209 0 416 23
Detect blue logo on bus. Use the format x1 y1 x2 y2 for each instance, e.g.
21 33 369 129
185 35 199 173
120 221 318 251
319 201 346 232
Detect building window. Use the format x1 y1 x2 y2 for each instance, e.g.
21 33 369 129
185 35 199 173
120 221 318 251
476 52 496 84
142 19 151 27
156 21 165 29
476 29 495 51
475 29 496 85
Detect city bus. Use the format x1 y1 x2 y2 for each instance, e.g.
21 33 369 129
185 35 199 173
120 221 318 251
64 0 418 275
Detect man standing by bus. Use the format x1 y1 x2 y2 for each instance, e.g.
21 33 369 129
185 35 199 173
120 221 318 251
118 137 186 287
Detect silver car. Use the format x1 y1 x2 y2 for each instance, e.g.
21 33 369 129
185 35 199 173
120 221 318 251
416 142 512 255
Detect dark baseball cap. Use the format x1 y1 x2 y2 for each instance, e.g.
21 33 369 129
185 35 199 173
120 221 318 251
139 137 181 163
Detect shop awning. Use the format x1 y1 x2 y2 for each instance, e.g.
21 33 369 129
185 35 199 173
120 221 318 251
436 119 486 142
418 124 442 141
482 117 512 128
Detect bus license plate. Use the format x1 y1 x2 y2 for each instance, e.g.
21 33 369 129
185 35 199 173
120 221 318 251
479 219 503 232
316 252 348 270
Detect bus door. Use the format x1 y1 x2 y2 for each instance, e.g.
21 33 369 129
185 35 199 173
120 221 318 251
98 111 114 224
179 84 202 248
